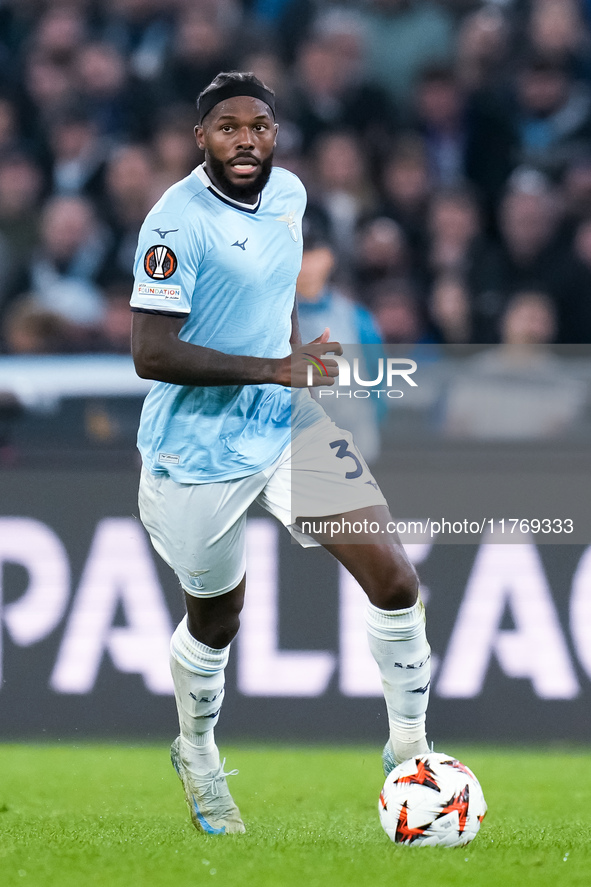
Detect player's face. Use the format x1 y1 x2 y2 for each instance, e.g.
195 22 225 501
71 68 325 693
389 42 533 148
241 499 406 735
196 96 278 204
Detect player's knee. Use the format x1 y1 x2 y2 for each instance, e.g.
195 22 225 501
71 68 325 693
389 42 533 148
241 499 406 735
369 555 419 611
207 615 241 649
186 608 241 649
185 583 245 649
216 602 242 646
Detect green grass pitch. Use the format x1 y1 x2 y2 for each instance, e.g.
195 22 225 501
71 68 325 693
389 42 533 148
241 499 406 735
0 744 589 887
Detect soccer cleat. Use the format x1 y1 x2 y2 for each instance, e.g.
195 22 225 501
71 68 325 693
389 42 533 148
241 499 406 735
170 737 246 835
382 740 396 777
383 739 433 776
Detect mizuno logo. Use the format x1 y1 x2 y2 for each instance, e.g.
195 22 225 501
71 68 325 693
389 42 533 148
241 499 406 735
232 237 248 250
152 227 179 239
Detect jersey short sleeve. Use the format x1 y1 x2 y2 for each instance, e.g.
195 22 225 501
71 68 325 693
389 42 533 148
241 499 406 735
131 206 204 317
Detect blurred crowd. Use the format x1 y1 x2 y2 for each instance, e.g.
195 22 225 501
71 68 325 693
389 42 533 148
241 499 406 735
3 0 591 355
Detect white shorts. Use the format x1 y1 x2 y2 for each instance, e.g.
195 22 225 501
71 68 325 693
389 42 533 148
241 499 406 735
138 414 387 598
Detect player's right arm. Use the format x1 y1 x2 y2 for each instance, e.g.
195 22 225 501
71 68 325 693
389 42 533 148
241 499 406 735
131 204 340 388
131 312 341 388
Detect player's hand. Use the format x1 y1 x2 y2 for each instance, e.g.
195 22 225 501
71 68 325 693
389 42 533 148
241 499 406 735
276 329 343 388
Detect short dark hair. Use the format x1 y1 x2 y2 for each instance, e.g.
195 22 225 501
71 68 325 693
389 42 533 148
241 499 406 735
197 71 274 108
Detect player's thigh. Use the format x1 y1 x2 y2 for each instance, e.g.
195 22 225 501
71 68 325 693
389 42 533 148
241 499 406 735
321 504 419 608
258 417 417 606
138 466 265 597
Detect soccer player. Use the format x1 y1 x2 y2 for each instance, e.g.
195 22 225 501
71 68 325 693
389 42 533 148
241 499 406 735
130 72 431 835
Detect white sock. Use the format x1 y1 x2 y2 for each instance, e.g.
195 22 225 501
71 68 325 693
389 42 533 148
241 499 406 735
170 615 230 774
365 599 431 764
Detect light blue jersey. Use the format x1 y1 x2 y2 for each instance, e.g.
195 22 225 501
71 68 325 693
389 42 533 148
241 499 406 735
131 164 321 482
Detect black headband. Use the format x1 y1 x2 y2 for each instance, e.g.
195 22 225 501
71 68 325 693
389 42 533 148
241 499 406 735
197 82 276 124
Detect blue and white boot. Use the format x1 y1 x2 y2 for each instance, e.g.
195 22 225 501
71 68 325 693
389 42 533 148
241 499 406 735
171 736 245 835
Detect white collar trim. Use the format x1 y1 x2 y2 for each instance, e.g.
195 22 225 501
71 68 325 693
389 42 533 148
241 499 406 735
193 163 261 212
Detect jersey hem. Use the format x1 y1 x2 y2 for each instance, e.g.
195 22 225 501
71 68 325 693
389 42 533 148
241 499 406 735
137 417 318 485
139 447 286 484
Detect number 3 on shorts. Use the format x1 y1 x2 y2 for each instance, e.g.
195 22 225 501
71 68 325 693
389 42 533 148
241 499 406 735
329 439 364 479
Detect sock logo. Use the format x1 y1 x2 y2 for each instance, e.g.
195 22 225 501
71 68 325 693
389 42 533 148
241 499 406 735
394 655 431 670
189 690 223 704
408 681 431 695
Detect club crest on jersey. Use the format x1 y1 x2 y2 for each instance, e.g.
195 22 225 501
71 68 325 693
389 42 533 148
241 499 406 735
276 210 299 242
144 244 178 280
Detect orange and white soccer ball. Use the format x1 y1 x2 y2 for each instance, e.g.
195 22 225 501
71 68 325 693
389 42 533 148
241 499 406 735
379 752 487 848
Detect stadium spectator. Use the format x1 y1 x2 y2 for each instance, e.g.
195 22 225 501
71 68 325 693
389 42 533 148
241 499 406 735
241 48 295 116
8 194 109 324
499 288 558 346
424 185 483 285
93 277 135 353
510 51 591 178
352 216 412 291
245 0 316 63
526 0 591 80
0 153 44 322
2 294 81 354
557 215 591 342
99 143 156 282
290 16 397 153
412 64 468 187
296 207 384 462
357 0 456 116
0 96 27 156
23 49 78 142
240 48 304 169
31 5 89 62
74 41 152 141
97 0 174 82
468 168 568 342
497 169 564 274
412 62 513 206
47 107 109 199
163 2 240 105
562 156 591 223
428 271 473 344
454 4 513 94
310 130 377 266
150 105 200 201
377 134 432 256
369 276 434 345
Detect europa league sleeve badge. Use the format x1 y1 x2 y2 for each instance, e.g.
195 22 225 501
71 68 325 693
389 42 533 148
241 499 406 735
143 244 178 280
